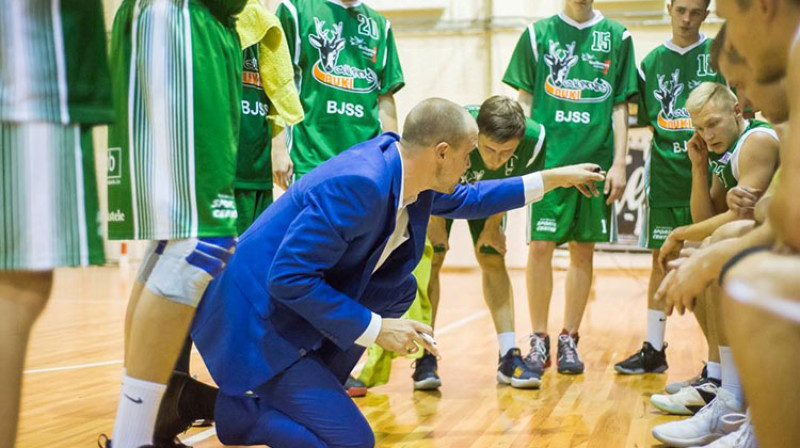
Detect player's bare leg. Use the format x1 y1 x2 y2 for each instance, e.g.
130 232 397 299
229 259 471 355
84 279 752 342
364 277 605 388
0 271 53 448
723 251 800 448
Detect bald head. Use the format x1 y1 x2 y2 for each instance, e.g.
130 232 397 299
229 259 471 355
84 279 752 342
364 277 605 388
401 98 477 151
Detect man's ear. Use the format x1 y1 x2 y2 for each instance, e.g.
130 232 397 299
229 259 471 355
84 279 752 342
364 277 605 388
734 101 743 117
761 0 778 22
434 141 449 161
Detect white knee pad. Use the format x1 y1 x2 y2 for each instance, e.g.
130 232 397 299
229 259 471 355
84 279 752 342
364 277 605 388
144 237 236 307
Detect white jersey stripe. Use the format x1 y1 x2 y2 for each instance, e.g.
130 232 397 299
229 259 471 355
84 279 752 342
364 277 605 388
51 0 70 124
183 0 198 236
283 0 301 66
72 126 89 265
527 125 545 168
128 0 142 238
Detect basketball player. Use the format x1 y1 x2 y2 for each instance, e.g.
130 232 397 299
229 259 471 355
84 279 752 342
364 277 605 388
421 96 546 390
102 1 246 447
614 0 723 376
0 2 113 446
503 0 637 375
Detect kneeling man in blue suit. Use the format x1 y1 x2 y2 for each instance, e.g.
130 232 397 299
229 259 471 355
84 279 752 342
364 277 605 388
191 98 604 448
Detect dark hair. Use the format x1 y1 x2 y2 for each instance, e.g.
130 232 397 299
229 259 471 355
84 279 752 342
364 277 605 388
476 96 526 143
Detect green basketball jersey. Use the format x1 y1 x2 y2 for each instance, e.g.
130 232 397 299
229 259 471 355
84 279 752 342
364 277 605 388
0 0 114 125
236 44 274 191
460 105 546 184
638 36 726 208
710 119 777 191
277 0 404 175
503 12 637 169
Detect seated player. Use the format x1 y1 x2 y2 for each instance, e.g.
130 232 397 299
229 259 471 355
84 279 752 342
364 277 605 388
421 96 546 390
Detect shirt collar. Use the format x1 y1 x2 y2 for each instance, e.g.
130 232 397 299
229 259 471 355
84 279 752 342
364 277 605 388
557 10 604 30
327 0 362 8
664 34 708 55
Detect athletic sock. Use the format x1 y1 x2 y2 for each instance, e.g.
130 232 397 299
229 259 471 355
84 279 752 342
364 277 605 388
707 361 722 382
646 309 667 351
719 346 745 404
498 332 516 357
112 373 167 447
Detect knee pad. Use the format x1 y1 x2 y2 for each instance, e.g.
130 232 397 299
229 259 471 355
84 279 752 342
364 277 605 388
145 237 236 307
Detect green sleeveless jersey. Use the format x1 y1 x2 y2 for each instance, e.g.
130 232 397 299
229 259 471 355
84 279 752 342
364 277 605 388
710 119 777 191
277 0 404 175
0 0 113 125
503 12 637 169
460 106 546 184
236 44 274 191
638 36 726 207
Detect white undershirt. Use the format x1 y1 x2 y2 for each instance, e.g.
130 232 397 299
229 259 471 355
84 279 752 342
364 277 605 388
354 154 545 347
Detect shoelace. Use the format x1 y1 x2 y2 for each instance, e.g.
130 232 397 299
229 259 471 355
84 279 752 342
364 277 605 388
559 334 577 364
525 335 547 364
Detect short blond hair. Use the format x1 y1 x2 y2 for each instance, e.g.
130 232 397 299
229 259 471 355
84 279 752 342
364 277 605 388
685 82 738 116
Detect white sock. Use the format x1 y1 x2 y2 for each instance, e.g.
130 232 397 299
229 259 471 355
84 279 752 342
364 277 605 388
707 361 722 382
646 309 667 351
498 332 516 356
111 373 167 447
719 346 744 404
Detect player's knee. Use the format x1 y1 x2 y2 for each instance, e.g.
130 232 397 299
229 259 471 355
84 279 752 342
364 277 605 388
569 242 595 266
529 240 555 258
332 417 374 448
476 252 505 271
145 237 237 307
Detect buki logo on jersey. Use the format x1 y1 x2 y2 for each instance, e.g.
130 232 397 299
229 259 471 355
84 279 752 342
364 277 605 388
654 69 693 132
309 18 379 93
242 57 262 88
461 169 485 184
543 41 612 103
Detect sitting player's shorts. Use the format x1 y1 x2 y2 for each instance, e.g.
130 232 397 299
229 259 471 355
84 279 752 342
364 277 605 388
0 122 104 270
529 187 615 245
432 216 506 256
234 189 274 235
107 0 242 241
639 202 692 250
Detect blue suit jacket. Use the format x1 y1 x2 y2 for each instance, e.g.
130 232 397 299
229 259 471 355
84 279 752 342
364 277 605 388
192 133 527 395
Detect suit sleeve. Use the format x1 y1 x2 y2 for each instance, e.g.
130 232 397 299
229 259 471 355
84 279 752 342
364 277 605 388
430 175 537 219
267 177 382 351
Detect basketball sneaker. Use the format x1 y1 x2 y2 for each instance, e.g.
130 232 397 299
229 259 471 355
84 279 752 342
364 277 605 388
345 376 368 397
556 331 584 375
689 412 756 448
524 333 550 374
412 351 441 390
614 341 668 374
651 382 719 415
652 387 744 447
666 364 720 395
497 348 542 389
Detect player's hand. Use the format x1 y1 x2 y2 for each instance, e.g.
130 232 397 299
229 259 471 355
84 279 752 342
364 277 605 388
604 163 627 205
427 217 449 252
545 163 605 198
658 233 685 273
476 221 507 255
687 132 709 167
656 248 714 316
272 140 294 191
727 186 761 219
375 319 439 357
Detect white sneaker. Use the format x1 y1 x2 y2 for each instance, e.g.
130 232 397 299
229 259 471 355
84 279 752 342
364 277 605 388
652 388 744 447
688 412 757 448
652 382 719 415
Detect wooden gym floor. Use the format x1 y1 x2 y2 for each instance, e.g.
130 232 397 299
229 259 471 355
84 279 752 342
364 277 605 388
17 255 705 448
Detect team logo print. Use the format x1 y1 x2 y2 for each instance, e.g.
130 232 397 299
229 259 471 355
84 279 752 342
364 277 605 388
543 41 612 103
461 169 485 184
242 57 262 88
654 69 692 131
309 18 379 93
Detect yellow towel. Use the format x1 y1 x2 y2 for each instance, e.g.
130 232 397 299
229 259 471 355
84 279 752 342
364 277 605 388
357 241 435 388
236 0 303 135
